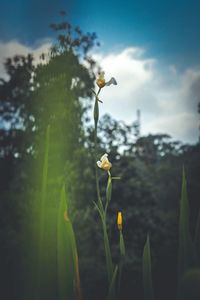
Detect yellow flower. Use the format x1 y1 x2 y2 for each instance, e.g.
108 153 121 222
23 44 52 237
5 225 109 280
117 211 122 230
96 71 117 89
97 153 112 171
96 71 106 88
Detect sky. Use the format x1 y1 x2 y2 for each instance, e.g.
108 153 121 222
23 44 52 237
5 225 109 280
0 0 200 144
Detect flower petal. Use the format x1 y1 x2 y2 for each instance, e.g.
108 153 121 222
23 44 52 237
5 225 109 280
97 161 102 168
100 153 108 162
105 77 117 86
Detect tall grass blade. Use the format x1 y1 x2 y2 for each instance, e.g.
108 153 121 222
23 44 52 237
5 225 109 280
106 175 112 205
107 265 118 300
119 230 125 257
94 99 99 126
57 185 81 300
118 230 125 298
103 221 114 284
178 167 195 279
34 124 50 299
143 235 154 300
94 201 113 284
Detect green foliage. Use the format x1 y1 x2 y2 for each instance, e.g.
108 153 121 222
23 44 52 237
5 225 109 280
119 230 126 257
0 15 98 300
94 99 99 128
178 168 196 279
106 174 112 207
35 124 50 299
118 229 125 298
143 235 154 300
107 265 118 300
57 185 80 300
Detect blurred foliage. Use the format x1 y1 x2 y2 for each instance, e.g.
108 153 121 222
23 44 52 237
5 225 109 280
0 13 200 300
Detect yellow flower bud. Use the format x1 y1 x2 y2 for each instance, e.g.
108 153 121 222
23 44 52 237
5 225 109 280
117 211 122 230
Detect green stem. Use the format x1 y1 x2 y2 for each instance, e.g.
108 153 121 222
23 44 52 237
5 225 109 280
117 229 125 299
94 87 101 204
102 219 114 283
117 262 122 300
94 122 101 204
105 172 112 216
93 88 113 284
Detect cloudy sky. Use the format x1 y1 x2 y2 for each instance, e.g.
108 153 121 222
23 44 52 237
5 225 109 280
0 0 199 144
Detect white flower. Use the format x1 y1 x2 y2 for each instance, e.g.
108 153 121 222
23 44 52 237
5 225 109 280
96 72 117 88
97 153 112 171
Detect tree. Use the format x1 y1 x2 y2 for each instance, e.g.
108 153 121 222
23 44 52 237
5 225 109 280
0 14 99 300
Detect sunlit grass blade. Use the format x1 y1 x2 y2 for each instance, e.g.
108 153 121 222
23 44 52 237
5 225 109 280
143 234 154 300
57 184 81 300
178 167 196 279
34 124 50 299
107 265 118 300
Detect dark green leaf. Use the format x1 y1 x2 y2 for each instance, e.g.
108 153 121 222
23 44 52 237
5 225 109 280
143 235 154 300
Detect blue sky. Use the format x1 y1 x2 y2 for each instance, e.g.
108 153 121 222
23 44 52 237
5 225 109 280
1 0 200 68
0 0 199 143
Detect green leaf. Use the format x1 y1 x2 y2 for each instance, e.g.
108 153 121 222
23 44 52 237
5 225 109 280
106 175 112 204
178 167 196 280
119 230 125 257
93 99 99 126
102 221 114 284
35 124 50 299
107 265 118 300
143 235 154 300
57 185 81 300
39 124 50 248
118 230 125 297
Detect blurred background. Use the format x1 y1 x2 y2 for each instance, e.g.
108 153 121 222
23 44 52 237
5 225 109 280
0 1 200 299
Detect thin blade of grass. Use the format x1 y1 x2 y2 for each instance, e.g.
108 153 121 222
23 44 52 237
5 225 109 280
34 124 50 299
118 230 125 298
178 167 196 279
102 222 114 284
143 234 154 300
119 230 125 257
106 175 112 205
93 201 113 284
57 185 81 300
107 265 118 300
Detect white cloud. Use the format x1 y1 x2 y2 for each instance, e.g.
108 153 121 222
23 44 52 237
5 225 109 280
0 39 52 79
92 47 199 144
0 40 199 144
